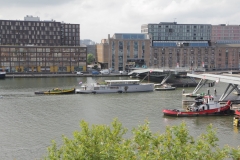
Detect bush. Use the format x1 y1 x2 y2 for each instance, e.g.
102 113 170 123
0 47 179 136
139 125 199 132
43 119 240 160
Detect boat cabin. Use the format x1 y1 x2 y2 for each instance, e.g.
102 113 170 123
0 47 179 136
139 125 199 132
187 95 217 111
105 80 140 86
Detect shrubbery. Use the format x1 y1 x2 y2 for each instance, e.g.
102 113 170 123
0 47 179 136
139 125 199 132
44 119 240 160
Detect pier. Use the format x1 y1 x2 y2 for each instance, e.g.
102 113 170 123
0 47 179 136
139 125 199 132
186 73 240 106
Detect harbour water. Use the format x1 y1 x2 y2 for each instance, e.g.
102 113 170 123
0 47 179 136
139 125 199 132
0 76 239 159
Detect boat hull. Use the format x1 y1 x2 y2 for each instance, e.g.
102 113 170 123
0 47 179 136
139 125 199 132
35 88 75 95
163 111 234 117
163 102 233 117
155 87 176 91
0 72 6 79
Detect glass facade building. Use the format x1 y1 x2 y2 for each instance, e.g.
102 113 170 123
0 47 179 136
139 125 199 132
141 22 211 43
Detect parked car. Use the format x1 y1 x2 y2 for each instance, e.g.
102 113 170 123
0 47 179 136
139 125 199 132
76 71 83 75
100 69 110 75
92 70 100 75
119 70 127 75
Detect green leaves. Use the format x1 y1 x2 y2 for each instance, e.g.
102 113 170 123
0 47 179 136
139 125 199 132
87 54 94 65
44 119 240 160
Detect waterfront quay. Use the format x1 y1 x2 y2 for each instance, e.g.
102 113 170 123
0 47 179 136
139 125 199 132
5 72 129 78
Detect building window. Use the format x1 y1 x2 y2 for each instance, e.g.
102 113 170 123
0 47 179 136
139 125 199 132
134 41 138 58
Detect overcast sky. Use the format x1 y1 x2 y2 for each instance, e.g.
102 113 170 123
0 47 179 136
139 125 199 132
0 0 240 43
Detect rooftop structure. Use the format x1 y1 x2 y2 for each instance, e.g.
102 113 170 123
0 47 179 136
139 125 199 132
24 15 40 21
211 24 240 43
141 22 211 43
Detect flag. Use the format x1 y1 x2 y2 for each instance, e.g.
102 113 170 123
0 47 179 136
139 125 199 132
79 81 82 84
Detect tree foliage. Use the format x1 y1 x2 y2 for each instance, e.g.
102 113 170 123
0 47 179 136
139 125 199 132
87 54 94 64
44 119 240 160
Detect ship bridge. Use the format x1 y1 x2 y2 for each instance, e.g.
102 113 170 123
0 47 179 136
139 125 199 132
187 73 240 101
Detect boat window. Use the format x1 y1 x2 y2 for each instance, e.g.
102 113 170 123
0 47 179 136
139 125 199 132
94 87 100 90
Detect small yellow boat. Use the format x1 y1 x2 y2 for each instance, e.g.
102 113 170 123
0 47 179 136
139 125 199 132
233 116 240 127
35 88 75 95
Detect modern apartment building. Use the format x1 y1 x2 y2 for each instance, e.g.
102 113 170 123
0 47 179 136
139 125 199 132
141 22 211 43
0 15 80 46
0 16 87 73
96 33 151 71
0 45 87 73
211 24 240 44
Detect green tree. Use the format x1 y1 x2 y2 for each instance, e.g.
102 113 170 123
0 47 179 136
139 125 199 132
87 53 94 64
44 119 240 160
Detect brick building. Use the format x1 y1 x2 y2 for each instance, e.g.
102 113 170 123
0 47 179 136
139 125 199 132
0 45 87 73
96 33 151 72
150 45 240 71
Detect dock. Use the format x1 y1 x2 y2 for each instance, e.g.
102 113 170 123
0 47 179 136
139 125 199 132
5 73 129 78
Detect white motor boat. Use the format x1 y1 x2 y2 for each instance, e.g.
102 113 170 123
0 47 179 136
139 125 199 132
76 79 154 94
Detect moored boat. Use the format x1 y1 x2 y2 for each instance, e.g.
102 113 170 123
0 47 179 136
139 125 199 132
128 69 198 87
35 88 75 95
155 84 176 91
76 79 154 94
183 92 206 98
233 116 240 127
235 110 240 116
163 95 233 117
0 68 6 79
233 109 240 127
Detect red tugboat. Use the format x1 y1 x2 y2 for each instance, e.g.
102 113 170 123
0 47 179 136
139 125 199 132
163 96 233 117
